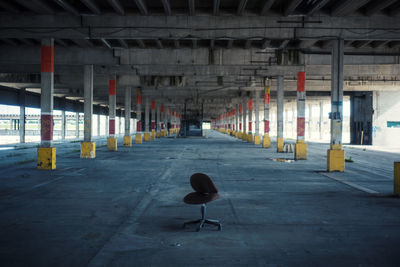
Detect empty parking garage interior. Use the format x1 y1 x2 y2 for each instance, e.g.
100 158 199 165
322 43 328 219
1 0 400 266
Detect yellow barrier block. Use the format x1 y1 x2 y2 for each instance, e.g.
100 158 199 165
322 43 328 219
262 134 271 148
81 141 96 158
151 130 155 140
169 129 174 135
394 162 400 196
107 137 117 151
156 132 160 138
327 149 345 172
254 135 261 145
277 137 284 152
242 133 247 141
37 147 56 170
123 136 132 147
247 133 253 143
135 133 142 144
295 141 307 160
144 132 151 142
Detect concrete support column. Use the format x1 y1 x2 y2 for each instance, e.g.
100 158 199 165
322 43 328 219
277 76 284 152
235 104 239 137
151 100 156 140
38 38 56 169
254 91 261 145
105 115 109 137
81 64 96 158
247 96 253 142
308 104 312 140
238 104 242 138
107 77 117 151
118 111 121 135
242 99 247 141
319 101 324 140
75 112 79 138
263 82 271 148
328 39 345 172
135 89 142 144
295 71 307 159
123 87 132 147
144 97 150 142
19 88 26 143
161 104 166 136
97 114 100 137
156 102 161 138
61 109 66 140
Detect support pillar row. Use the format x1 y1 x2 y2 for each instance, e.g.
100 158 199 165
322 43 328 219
295 71 307 160
81 64 96 158
107 77 117 151
277 76 284 152
263 82 271 148
327 39 345 172
38 38 56 169
124 87 132 147
135 89 142 144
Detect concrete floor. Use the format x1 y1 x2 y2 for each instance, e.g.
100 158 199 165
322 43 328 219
0 130 400 267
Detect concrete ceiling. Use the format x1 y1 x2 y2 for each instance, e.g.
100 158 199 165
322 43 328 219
0 0 400 119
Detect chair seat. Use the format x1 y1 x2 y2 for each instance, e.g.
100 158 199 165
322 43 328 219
183 192 219 205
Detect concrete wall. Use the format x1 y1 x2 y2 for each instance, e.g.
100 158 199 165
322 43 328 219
373 91 400 147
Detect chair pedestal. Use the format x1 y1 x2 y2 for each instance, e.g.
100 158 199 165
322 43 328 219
183 204 222 232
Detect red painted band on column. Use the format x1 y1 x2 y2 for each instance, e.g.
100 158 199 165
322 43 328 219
151 101 155 110
239 105 242 113
232 109 236 115
239 123 242 130
41 114 53 141
297 117 305 137
161 105 164 112
137 121 141 132
264 121 269 133
248 99 253 110
109 80 116 95
161 123 164 129
136 95 141 105
109 119 115 135
297 72 305 92
41 46 54 73
248 122 252 131
151 121 155 130
233 125 235 131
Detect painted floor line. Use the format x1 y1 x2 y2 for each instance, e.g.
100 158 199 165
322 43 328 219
320 172 379 194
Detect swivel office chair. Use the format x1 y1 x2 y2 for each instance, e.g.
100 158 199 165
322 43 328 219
183 173 222 231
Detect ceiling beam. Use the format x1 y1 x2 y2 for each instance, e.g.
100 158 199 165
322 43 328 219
54 0 80 16
213 0 220 15
188 0 195 16
306 0 330 15
331 0 371 16
15 0 54 14
100 38 112 49
136 39 146 48
156 39 163 49
0 0 20 12
118 39 129 48
298 40 318 49
55 38 69 47
284 0 303 16
237 0 248 15
160 0 171 16
107 0 125 15
80 0 101 15
364 0 397 16
1 39 18 46
210 40 215 50
370 40 389 48
20 38 36 46
352 40 372 49
134 0 148 15
72 39 94 48
260 0 276 15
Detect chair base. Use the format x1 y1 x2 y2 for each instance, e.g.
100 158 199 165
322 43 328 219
183 204 222 232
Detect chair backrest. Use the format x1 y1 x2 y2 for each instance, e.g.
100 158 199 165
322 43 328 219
190 173 218 194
